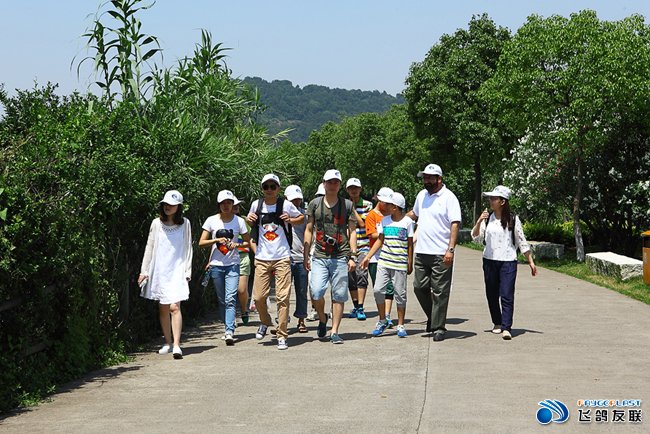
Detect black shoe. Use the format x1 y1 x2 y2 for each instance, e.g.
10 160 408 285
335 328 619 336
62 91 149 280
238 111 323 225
433 333 445 342
317 321 327 339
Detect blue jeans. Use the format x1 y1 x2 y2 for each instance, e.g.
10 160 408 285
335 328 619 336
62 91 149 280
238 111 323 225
291 261 308 318
210 264 240 333
482 258 517 331
310 257 349 303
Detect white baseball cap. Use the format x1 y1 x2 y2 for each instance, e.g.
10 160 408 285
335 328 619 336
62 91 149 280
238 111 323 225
417 164 443 177
316 183 325 196
160 190 183 205
385 192 406 209
376 187 394 202
233 196 242 206
323 169 342 182
217 189 235 203
483 185 511 200
346 178 362 188
261 173 281 187
285 185 303 201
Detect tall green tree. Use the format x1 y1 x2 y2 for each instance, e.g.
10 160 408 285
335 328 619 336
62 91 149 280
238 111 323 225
482 10 650 260
280 105 429 206
405 14 511 220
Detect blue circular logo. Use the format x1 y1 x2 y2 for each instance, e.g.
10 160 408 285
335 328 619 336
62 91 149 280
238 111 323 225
536 407 553 424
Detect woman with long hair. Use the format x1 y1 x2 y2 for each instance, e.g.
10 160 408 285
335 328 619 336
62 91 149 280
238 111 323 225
139 190 193 359
471 186 537 340
199 190 250 345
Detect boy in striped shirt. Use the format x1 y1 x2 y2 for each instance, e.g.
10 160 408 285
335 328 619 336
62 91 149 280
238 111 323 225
360 192 414 337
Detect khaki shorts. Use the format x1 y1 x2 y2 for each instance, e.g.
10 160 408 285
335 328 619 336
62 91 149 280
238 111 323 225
239 252 251 276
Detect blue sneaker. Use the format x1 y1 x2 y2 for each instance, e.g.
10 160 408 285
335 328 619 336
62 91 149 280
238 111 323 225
348 308 358 319
356 308 367 321
330 333 344 344
372 320 388 336
386 315 394 329
317 321 327 339
397 325 407 338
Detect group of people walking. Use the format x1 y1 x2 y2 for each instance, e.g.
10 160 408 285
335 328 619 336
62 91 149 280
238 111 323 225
138 164 538 357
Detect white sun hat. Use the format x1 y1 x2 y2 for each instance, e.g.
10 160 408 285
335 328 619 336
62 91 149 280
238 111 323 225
482 185 511 200
160 190 183 205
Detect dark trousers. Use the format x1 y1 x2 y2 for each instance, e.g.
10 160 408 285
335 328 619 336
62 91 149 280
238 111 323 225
413 254 453 333
482 258 517 331
291 261 308 318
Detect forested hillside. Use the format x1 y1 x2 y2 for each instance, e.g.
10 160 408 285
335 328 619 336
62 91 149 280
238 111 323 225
243 77 404 142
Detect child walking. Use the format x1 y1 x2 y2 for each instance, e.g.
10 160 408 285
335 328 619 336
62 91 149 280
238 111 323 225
361 192 414 337
139 190 193 359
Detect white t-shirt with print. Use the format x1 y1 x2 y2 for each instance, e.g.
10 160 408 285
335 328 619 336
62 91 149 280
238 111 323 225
202 215 248 267
412 186 462 255
250 199 301 261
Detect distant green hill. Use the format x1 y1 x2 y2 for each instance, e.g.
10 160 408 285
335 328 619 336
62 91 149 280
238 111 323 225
243 77 404 142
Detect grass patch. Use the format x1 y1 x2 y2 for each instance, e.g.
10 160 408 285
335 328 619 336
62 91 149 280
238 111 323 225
536 258 649 305
460 242 650 305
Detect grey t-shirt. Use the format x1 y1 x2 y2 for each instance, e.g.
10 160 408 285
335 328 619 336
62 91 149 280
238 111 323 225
290 208 307 263
307 197 355 259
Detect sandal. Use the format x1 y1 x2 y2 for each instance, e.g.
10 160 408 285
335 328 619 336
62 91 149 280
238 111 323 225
297 321 308 333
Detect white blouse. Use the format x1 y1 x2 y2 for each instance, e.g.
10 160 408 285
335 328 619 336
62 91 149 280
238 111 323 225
472 214 530 261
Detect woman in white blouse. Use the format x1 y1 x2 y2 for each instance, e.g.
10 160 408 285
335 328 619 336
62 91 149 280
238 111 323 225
139 190 193 358
471 186 537 340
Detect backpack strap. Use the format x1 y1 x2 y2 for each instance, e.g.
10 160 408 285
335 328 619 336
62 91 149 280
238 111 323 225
250 197 265 243
276 197 293 247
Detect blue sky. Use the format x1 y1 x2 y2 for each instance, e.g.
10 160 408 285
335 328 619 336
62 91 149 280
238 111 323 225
1 0 649 96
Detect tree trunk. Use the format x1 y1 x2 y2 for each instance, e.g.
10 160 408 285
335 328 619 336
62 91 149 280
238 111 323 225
474 152 482 223
573 158 585 262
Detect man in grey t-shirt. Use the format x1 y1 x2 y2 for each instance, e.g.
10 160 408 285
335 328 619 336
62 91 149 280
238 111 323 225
304 169 358 344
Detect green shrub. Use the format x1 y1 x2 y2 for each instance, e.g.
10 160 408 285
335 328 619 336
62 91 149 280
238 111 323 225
523 220 592 246
0 27 291 411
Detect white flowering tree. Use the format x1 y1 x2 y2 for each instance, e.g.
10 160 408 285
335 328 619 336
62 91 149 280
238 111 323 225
482 11 650 260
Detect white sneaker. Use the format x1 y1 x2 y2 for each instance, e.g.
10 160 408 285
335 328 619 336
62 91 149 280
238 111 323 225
492 325 502 334
225 331 235 346
306 309 318 322
502 330 512 340
158 344 171 354
277 338 288 350
172 345 183 359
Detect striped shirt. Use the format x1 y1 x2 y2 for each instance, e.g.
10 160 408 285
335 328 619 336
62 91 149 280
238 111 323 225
377 216 414 271
354 199 373 252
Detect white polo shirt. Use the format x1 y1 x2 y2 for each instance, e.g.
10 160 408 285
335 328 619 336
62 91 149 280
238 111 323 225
412 186 462 255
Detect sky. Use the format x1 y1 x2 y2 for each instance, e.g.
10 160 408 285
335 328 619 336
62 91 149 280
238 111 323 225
1 0 650 97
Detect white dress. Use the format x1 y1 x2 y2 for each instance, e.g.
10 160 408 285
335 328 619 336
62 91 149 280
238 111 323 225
144 223 190 304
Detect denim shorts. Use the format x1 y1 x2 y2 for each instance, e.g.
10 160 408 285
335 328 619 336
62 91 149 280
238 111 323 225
310 257 349 303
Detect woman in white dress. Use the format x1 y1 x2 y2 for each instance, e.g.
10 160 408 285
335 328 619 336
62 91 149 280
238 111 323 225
138 190 193 359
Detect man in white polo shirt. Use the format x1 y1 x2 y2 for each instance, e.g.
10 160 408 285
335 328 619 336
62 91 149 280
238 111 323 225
406 164 461 342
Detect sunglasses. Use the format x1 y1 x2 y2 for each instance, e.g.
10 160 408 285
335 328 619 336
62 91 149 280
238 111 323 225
262 183 278 191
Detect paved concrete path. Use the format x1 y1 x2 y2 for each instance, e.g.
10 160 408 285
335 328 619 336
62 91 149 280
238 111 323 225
2 246 648 433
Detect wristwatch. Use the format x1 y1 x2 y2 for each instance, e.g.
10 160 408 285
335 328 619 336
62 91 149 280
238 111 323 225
447 247 455 253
